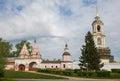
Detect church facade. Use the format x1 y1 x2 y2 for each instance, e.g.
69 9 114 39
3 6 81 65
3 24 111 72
6 41 72 71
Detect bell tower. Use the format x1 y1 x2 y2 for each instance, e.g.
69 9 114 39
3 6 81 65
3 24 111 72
92 7 105 48
61 43 72 69
92 8 114 63
62 43 71 62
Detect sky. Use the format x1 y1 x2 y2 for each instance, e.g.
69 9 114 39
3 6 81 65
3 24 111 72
0 0 120 62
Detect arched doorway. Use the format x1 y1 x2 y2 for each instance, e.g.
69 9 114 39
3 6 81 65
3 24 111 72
29 62 37 71
19 64 25 71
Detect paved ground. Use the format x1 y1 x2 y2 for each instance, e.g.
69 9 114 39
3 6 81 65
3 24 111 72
16 71 120 81
16 78 120 81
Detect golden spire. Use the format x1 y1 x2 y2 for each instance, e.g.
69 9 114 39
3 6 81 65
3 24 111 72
96 6 99 17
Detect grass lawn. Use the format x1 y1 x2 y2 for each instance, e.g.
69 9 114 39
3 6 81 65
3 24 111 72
4 70 67 79
73 73 120 79
0 78 17 81
110 73 120 78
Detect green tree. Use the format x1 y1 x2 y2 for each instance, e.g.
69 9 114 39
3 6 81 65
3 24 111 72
79 31 103 71
79 46 86 71
0 55 6 77
13 40 32 57
0 38 12 77
0 38 12 57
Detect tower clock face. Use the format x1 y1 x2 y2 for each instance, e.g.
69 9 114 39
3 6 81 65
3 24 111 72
97 25 101 32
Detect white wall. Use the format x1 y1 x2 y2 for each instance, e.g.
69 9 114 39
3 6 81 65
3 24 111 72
72 61 120 71
41 63 61 69
102 62 120 71
15 58 42 71
6 64 14 70
72 61 80 69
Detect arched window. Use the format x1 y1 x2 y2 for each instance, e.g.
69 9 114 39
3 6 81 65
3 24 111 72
97 38 101 45
63 64 66 68
97 25 101 32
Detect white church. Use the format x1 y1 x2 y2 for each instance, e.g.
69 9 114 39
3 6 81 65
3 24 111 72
6 41 73 71
6 9 120 71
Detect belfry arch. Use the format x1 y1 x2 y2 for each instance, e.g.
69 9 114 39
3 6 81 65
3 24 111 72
29 62 38 71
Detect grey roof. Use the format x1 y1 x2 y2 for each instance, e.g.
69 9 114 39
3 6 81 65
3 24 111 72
63 52 71 55
41 60 61 63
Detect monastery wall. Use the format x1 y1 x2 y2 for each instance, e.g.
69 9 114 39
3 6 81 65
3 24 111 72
102 62 120 71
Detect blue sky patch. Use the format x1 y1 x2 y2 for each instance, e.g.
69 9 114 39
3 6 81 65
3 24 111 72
16 5 23 11
0 0 27 14
0 0 7 11
82 0 97 6
59 6 73 16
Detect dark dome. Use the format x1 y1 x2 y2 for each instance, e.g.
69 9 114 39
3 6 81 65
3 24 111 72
63 52 71 55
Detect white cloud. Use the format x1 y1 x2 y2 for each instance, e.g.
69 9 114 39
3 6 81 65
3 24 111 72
0 0 120 61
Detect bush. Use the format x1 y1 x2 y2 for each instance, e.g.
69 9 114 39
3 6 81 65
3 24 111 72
110 73 120 78
86 71 95 77
45 68 54 73
0 56 6 78
38 68 74 76
77 70 95 77
96 70 110 77
38 68 54 73
38 68 62 75
62 69 74 76
111 69 120 73
74 69 80 73
0 69 4 77
53 70 62 74
77 71 87 76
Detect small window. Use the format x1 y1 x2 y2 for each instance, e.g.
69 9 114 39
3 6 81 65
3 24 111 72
56 66 58 68
45 66 47 68
63 64 66 68
97 38 101 45
97 25 101 32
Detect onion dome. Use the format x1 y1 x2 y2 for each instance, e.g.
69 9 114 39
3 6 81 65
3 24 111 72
63 44 71 55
